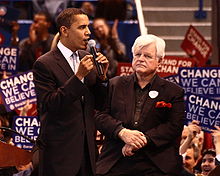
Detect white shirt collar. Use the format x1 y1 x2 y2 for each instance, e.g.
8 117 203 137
57 41 83 82
57 40 73 59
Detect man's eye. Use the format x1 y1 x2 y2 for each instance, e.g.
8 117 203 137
145 55 153 59
79 25 86 29
135 53 141 57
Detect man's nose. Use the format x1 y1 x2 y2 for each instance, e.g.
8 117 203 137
138 54 145 61
86 27 91 35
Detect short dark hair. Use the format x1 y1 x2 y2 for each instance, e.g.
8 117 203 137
35 11 52 23
202 149 216 158
56 8 86 33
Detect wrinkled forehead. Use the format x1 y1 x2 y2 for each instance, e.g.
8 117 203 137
133 42 156 54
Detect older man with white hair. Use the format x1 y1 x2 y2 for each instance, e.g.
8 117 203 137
95 34 185 176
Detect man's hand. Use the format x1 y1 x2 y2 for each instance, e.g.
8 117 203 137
187 120 201 139
118 128 147 149
211 126 220 155
29 23 37 44
95 53 109 80
111 19 119 39
122 144 135 157
75 55 94 80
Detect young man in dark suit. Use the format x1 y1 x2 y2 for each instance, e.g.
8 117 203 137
33 8 109 176
95 34 185 176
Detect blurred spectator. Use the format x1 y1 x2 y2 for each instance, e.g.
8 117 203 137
32 0 69 21
183 147 200 174
10 21 20 47
212 126 220 165
180 121 203 154
13 162 33 176
80 1 95 19
0 104 14 144
18 11 54 72
92 18 127 78
125 0 137 20
0 116 9 142
95 0 127 21
200 149 216 176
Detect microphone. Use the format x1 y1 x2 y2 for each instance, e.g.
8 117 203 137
88 39 104 76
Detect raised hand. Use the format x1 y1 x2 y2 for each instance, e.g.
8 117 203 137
111 19 119 39
188 120 201 139
29 23 37 43
211 126 220 155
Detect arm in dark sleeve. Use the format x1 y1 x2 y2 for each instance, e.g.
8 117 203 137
33 59 88 114
95 80 124 139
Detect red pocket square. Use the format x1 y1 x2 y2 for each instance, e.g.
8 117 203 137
155 101 172 108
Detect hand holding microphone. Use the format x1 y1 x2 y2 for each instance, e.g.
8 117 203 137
88 40 109 79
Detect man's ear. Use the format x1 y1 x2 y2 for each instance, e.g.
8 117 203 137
60 26 68 37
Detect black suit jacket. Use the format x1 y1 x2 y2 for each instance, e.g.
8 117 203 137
95 73 185 175
33 47 106 176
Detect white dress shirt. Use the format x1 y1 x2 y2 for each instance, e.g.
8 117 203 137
57 41 84 82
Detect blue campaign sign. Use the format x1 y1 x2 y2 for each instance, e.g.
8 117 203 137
12 116 40 150
164 75 180 85
0 71 36 111
185 93 220 132
0 46 19 72
179 67 220 98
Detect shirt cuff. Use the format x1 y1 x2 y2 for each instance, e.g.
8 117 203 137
113 125 124 139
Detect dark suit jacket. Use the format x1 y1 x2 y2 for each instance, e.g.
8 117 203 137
33 47 106 176
95 73 185 175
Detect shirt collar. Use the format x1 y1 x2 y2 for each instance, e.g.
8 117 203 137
57 40 78 59
134 73 156 90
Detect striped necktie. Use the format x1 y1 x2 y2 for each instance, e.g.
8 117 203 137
71 52 79 73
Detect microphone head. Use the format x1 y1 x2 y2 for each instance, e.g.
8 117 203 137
88 39 96 48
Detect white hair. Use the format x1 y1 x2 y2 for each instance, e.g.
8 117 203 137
131 34 166 59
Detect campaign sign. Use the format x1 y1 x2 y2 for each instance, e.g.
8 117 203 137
164 75 179 85
157 56 195 77
0 46 18 72
12 116 40 150
179 67 220 98
181 25 212 66
0 71 36 111
116 62 133 76
185 93 220 132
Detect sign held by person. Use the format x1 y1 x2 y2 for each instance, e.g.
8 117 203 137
0 46 18 72
0 71 36 111
181 25 212 66
185 93 220 132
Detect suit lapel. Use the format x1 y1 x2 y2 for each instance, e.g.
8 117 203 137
123 73 136 123
54 47 74 78
54 48 92 80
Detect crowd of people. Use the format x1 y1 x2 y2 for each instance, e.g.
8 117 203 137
0 0 219 176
